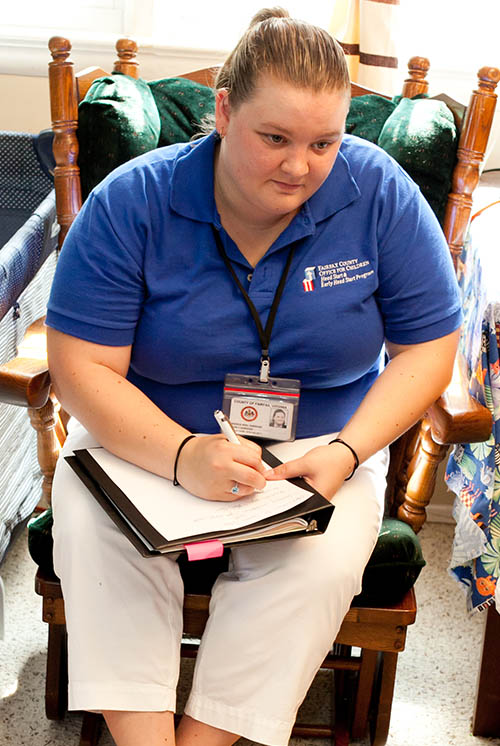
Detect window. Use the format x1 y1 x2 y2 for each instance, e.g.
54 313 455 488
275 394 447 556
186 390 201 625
3 0 127 38
397 0 500 102
151 1 335 50
3 1 335 47
399 0 500 72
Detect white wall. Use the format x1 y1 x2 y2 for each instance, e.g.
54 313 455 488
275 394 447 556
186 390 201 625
0 74 51 133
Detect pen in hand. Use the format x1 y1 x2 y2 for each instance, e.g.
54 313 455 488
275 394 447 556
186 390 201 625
213 410 268 488
213 409 241 444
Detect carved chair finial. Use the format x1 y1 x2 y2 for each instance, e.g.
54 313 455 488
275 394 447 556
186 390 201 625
115 38 138 63
477 66 500 93
114 38 139 78
48 36 71 63
402 56 430 99
407 56 430 82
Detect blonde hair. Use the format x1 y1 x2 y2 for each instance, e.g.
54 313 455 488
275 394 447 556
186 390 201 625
215 7 350 108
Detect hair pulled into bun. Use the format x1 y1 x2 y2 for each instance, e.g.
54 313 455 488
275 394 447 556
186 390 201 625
249 7 290 27
214 6 350 111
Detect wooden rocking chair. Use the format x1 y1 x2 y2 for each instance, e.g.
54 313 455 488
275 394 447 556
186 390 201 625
0 37 498 746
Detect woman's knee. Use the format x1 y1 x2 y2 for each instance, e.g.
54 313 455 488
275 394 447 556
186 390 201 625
53 464 100 535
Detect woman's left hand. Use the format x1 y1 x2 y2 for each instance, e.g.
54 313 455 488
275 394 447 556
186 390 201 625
264 444 356 501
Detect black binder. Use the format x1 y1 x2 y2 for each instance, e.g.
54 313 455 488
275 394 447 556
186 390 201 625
66 446 334 558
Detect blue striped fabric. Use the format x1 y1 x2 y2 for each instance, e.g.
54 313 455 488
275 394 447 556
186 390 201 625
0 132 58 564
0 191 58 321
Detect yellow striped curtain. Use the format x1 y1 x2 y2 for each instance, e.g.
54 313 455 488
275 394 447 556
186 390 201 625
330 0 400 94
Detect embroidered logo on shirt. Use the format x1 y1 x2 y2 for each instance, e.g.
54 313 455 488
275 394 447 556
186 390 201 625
302 266 316 292
302 260 374 291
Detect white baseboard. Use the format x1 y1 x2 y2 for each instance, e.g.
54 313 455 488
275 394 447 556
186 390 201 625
426 503 455 524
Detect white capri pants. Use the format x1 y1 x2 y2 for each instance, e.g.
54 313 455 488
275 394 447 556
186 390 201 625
52 421 388 746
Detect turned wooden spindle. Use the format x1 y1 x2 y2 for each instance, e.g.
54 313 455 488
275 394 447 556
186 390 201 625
402 56 430 98
48 36 143 247
48 36 82 249
28 395 63 507
389 424 421 511
444 65 500 268
397 419 449 533
114 38 139 78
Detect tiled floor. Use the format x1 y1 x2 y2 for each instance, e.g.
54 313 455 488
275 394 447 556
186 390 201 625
1 522 499 745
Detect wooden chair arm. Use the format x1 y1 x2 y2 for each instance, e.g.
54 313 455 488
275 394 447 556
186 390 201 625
0 318 65 505
426 358 492 445
0 318 50 408
394 354 491 532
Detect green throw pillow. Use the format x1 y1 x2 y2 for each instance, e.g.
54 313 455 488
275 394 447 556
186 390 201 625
378 97 458 224
78 72 161 200
358 517 426 605
148 77 215 147
346 94 397 143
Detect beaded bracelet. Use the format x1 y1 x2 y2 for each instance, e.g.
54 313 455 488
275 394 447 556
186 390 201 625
328 437 360 481
173 434 196 486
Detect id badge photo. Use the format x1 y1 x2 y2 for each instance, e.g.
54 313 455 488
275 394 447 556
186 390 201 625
223 373 300 442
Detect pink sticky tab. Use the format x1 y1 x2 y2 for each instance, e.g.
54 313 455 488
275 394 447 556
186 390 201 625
184 540 224 561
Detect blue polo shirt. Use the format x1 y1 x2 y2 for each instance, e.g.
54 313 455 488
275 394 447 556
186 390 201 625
46 132 462 438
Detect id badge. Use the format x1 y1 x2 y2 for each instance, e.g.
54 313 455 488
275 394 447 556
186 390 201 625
222 373 300 441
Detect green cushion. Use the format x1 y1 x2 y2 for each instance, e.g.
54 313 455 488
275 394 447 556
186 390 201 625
377 97 458 224
28 509 55 576
147 77 215 147
28 511 425 605
358 517 426 605
346 94 397 143
78 73 161 200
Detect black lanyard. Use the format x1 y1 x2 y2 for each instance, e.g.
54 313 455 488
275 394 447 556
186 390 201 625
212 226 297 383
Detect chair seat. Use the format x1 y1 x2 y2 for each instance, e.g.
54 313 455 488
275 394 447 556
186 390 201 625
35 566 416 647
182 587 416 649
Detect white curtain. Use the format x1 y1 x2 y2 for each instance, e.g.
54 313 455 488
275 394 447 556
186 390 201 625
330 0 400 94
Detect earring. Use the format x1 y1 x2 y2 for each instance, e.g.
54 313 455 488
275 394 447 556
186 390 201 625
218 129 225 139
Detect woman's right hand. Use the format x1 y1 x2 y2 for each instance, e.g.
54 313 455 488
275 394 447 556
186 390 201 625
175 434 267 501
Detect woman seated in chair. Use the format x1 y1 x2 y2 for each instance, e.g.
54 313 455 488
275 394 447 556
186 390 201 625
46 7 461 746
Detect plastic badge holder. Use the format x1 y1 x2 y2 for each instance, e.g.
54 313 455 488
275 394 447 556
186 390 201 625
223 373 300 441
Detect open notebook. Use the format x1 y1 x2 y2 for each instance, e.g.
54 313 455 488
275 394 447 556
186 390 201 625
66 445 333 559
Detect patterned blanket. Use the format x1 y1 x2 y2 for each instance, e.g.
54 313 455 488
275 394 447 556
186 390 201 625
446 199 500 613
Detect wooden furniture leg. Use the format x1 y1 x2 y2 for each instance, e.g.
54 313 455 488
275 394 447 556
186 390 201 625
45 623 68 719
372 652 399 746
351 649 378 739
473 605 500 736
334 661 352 746
80 713 103 746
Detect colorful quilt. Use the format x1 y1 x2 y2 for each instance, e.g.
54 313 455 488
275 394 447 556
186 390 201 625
446 200 500 613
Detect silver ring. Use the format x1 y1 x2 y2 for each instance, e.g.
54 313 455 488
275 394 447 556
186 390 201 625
231 482 240 495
